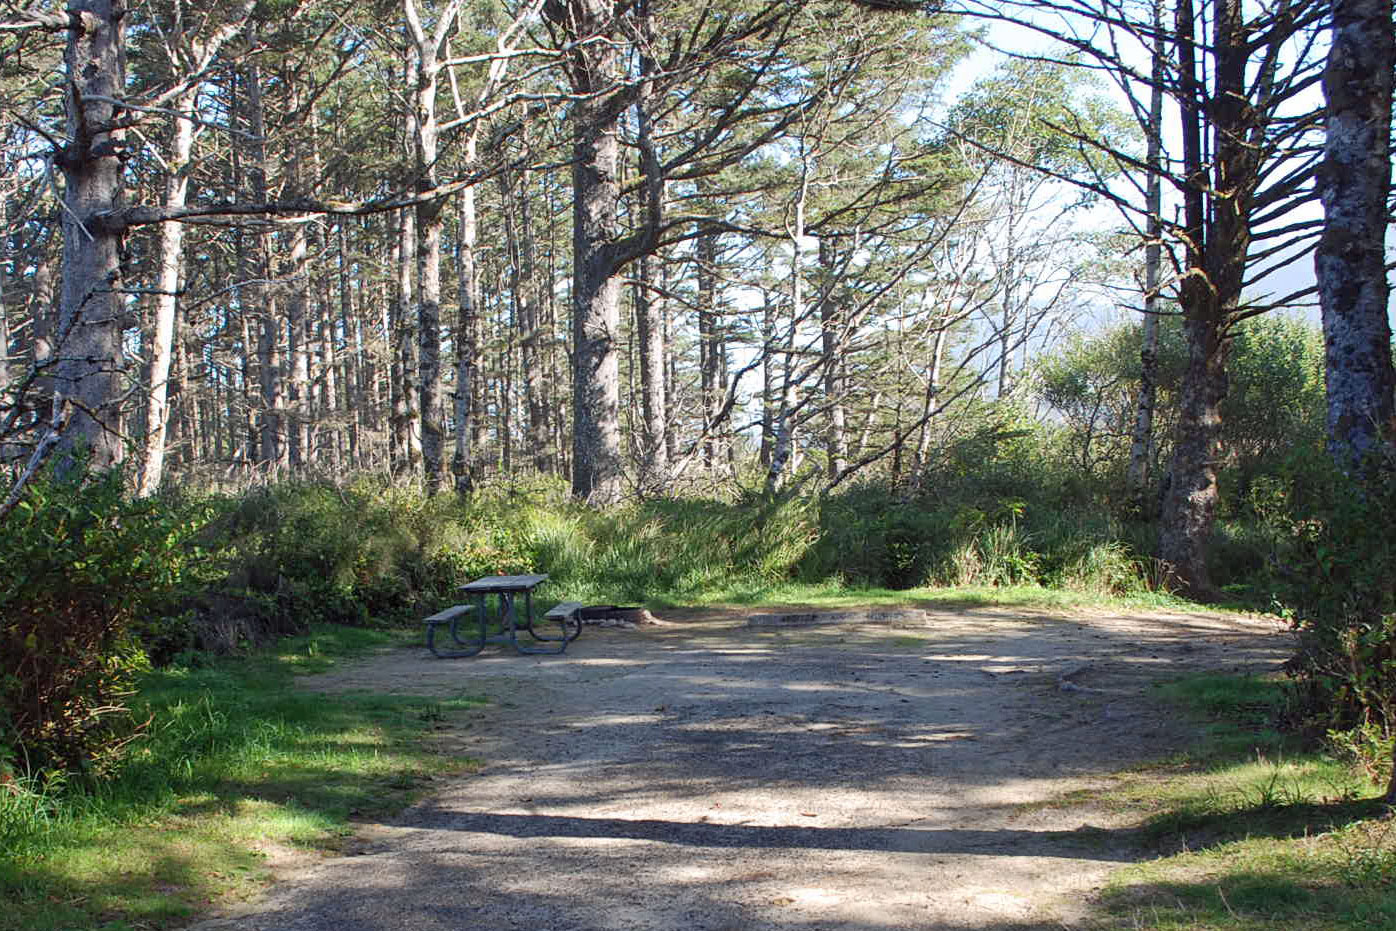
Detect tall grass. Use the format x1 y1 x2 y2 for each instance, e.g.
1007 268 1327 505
169 474 1271 639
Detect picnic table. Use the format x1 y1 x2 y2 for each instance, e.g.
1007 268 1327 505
425 573 582 658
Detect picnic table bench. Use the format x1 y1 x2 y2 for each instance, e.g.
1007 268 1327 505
426 574 582 658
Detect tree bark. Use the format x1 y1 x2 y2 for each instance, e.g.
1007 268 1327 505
819 236 848 480
635 248 667 488
238 48 285 472
1158 310 1228 597
569 148 623 503
0 190 12 410
1316 0 1396 474
766 171 809 496
416 187 445 493
697 231 719 470
548 0 625 506
137 87 197 495
284 206 312 470
404 0 460 495
760 289 775 468
391 207 421 477
29 252 57 417
912 326 946 478
337 222 361 467
1126 2 1166 511
54 1 128 473
515 171 550 474
453 185 479 492
317 257 340 472
634 19 667 490
1158 0 1255 600
404 1 457 494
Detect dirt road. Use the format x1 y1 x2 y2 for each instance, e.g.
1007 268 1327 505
191 605 1286 930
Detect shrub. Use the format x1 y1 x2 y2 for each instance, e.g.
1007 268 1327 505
1266 457 1396 795
0 469 199 775
801 485 952 589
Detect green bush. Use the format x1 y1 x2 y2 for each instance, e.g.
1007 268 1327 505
801 485 948 589
203 480 539 638
804 445 1154 594
515 493 815 602
1266 457 1396 792
0 470 200 775
1036 313 1328 520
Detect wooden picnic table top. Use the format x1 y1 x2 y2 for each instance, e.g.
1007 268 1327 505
458 574 549 594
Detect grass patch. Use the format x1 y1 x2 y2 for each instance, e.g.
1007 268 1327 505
647 579 1207 615
0 626 484 931
1097 673 1395 930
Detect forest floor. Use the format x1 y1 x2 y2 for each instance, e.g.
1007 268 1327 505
187 604 1288 930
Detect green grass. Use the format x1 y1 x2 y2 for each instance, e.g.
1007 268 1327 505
0 626 485 931
1096 674 1395 930
647 578 1207 614
1 578 1349 931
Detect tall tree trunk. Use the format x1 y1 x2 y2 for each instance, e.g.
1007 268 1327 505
634 19 667 490
389 215 408 472
1158 0 1254 600
337 223 361 467
567 94 623 504
766 168 809 496
228 67 255 465
475 223 496 471
1316 0 1396 474
760 289 775 468
417 189 445 493
855 391 881 459
0 190 11 409
1126 2 1166 511
136 101 190 495
391 207 421 477
258 303 285 472
1313 0 1396 804
318 265 339 472
515 172 549 474
635 249 667 488
237 297 255 464
240 50 284 471
54 1 128 473
171 331 191 470
135 6 250 492
1158 311 1228 596
697 231 718 470
29 252 56 416
284 212 311 470
547 0 625 506
913 326 947 478
819 236 847 480
404 0 463 495
454 186 479 491
662 272 676 469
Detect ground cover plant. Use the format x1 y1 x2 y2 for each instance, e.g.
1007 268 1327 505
1101 674 1395 930
0 625 483 931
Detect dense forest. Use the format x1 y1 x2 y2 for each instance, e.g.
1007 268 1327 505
1 0 1394 796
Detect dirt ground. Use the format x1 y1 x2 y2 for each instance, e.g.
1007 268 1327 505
190 604 1289 931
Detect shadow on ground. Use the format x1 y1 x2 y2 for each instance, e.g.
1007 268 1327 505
183 605 1295 930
